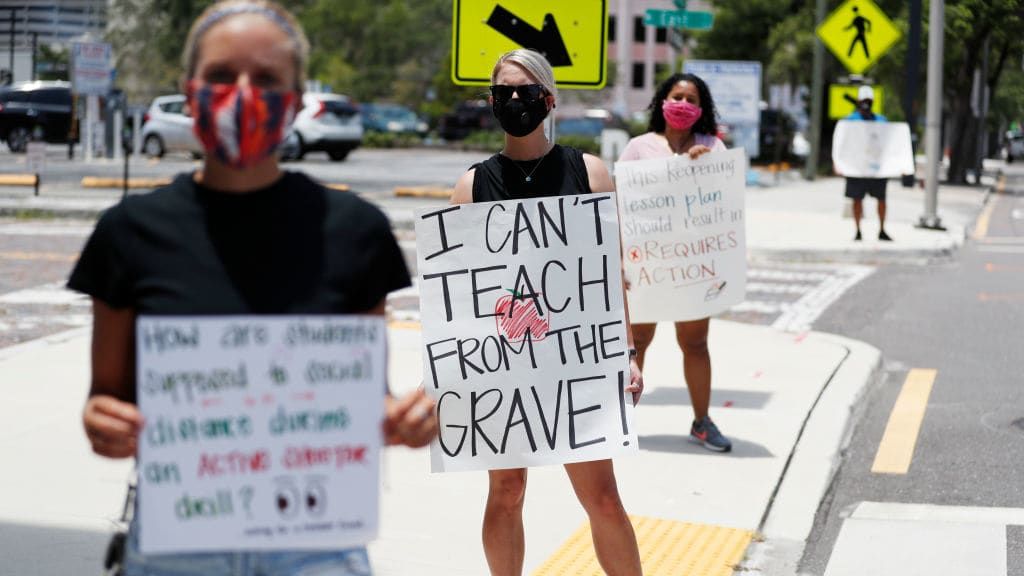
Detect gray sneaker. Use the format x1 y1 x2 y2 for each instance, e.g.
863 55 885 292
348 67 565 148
689 417 732 452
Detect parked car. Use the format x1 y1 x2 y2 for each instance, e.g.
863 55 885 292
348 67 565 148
140 94 202 158
556 109 629 139
284 92 362 161
1002 131 1024 163
757 109 797 162
0 81 74 152
438 99 496 141
361 103 428 135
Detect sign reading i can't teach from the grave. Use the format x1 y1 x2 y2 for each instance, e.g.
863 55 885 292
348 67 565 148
136 316 385 553
615 148 748 323
415 194 637 472
451 0 608 88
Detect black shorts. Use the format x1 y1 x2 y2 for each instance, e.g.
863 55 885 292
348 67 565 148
845 177 887 201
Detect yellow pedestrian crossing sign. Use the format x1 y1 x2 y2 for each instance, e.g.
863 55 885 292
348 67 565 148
451 0 608 89
816 0 900 75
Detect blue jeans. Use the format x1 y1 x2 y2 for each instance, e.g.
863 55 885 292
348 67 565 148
123 519 373 576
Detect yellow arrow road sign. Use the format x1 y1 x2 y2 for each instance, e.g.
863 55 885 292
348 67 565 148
829 84 885 119
452 0 608 89
816 0 900 75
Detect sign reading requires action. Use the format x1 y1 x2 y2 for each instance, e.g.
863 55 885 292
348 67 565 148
816 0 900 75
415 194 637 472
136 316 385 553
615 148 748 323
452 0 608 88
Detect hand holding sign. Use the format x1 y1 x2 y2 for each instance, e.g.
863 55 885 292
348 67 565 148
384 388 438 448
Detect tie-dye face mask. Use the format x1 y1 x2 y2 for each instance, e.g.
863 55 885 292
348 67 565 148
187 81 297 169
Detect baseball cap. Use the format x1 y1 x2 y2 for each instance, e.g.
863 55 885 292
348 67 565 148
858 85 875 102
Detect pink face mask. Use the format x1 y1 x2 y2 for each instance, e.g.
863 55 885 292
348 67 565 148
662 99 702 131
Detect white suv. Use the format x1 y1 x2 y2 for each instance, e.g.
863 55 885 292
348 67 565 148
284 92 362 161
140 94 202 158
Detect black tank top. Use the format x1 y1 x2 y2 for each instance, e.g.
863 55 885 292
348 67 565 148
471 144 592 202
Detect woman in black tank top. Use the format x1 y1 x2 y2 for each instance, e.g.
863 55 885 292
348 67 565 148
450 49 644 576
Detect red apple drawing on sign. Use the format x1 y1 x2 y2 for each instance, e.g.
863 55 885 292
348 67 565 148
494 289 549 342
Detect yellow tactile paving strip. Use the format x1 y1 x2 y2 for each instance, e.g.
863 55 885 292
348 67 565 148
532 516 753 576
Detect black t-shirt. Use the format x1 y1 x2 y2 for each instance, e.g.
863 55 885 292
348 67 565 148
68 171 410 315
472 144 592 202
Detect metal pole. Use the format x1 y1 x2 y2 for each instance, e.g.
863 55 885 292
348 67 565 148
30 31 36 81
976 35 990 184
613 0 628 118
920 0 944 229
804 0 827 180
8 9 14 76
901 0 922 187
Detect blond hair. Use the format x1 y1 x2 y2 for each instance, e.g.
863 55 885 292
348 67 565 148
181 0 310 91
490 49 558 101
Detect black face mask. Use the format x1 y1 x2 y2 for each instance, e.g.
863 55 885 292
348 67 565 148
493 96 549 137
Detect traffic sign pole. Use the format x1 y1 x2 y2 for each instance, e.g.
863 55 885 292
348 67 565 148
920 0 944 230
806 0 827 180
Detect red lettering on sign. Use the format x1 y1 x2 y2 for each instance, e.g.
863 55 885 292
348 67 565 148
196 450 271 477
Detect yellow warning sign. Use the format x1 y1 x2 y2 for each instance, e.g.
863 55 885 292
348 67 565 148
451 0 608 89
829 84 885 119
816 0 900 75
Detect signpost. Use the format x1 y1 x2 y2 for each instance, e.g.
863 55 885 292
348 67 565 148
451 0 608 88
816 0 900 75
71 41 112 162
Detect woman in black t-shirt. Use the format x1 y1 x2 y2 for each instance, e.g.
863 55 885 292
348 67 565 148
450 49 644 576
69 2 436 574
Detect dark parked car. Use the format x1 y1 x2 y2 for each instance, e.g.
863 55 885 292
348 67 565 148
438 100 496 141
0 81 74 152
757 109 796 162
362 103 428 135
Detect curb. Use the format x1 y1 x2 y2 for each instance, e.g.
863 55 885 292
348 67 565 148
81 176 171 189
394 185 452 199
737 332 883 575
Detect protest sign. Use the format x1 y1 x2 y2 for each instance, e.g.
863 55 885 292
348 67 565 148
136 316 385 553
415 194 637 473
832 120 915 178
614 148 748 323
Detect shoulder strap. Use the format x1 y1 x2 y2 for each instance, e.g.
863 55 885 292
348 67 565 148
561 146 592 194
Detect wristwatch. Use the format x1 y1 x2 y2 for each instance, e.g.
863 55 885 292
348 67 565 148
628 347 638 360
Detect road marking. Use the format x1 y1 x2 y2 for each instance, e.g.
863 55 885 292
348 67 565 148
0 282 89 305
531 516 752 576
978 292 1024 302
0 250 79 262
978 245 1024 254
998 173 1007 194
984 262 1024 272
871 369 936 475
852 501 1024 525
974 197 996 238
977 236 1024 244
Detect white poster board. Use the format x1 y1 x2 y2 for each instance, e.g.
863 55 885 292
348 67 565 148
71 41 113 96
684 60 762 158
615 148 748 323
832 120 915 178
415 194 637 473
136 316 385 553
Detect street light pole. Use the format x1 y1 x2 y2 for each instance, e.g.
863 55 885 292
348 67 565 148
920 0 945 229
805 0 827 180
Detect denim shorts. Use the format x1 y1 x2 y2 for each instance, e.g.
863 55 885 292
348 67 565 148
123 519 373 576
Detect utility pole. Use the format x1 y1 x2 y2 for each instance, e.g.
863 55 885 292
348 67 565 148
805 0 827 180
920 0 945 229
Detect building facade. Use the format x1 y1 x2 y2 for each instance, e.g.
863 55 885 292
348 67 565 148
0 0 107 82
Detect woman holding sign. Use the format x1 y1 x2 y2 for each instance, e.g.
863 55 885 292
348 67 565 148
69 2 436 574
450 49 644 576
617 73 733 453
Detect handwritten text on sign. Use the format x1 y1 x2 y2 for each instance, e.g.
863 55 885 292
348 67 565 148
416 194 637 472
136 316 385 553
615 148 748 322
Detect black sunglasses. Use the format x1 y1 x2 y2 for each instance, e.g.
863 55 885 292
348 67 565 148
489 84 548 101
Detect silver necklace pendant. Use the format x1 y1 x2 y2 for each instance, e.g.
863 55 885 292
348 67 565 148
525 176 532 182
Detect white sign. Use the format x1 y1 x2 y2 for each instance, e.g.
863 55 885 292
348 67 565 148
615 148 748 323
831 120 915 178
136 316 386 553
71 41 112 95
415 194 637 473
684 60 762 158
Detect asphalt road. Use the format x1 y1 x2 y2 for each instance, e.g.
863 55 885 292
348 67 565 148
801 166 1024 574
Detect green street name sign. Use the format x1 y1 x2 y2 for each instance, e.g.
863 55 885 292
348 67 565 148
643 9 713 30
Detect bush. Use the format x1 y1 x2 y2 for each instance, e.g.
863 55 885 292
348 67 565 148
554 135 600 155
362 131 425 149
457 130 505 151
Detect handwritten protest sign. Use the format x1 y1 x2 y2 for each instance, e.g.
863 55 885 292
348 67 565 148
416 194 637 473
136 316 385 553
615 148 748 323
832 120 915 178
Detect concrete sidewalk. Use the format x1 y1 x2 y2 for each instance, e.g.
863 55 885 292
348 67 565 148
0 318 879 576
